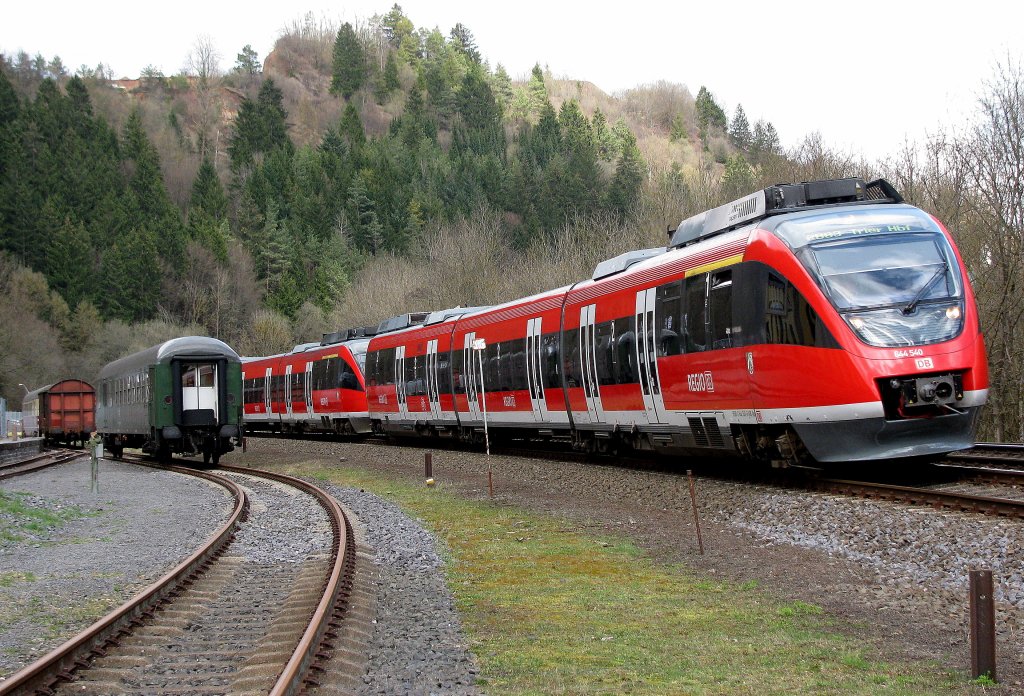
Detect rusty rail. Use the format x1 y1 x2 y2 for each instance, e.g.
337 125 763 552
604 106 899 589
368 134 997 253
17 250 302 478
0 463 247 695
217 464 356 695
813 478 1024 519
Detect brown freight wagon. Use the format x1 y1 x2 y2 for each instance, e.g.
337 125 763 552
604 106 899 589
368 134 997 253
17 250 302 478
22 379 96 446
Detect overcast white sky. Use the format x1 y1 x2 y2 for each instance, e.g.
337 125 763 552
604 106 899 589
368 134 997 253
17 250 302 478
4 1 1023 162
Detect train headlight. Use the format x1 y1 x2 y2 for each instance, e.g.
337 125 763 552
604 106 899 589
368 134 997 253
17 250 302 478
945 306 961 319
849 316 865 329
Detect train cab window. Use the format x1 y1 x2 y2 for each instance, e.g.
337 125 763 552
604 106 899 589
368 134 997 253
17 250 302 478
709 270 734 349
655 281 683 357
684 274 708 352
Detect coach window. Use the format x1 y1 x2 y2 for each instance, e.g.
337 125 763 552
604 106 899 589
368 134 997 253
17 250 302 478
542 333 561 389
613 316 637 384
684 274 708 352
563 327 581 389
656 281 683 356
709 269 734 349
593 321 614 385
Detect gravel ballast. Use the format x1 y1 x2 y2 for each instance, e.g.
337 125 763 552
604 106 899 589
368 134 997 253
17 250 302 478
0 457 233 677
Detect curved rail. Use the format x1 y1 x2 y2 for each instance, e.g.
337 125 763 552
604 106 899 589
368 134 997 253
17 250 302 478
0 463 248 695
218 464 356 695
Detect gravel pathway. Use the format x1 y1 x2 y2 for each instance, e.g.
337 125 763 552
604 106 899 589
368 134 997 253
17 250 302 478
314 479 480 695
0 457 233 677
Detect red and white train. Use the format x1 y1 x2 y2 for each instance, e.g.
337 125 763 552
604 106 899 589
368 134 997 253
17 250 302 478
246 178 989 465
242 328 373 435
361 178 987 464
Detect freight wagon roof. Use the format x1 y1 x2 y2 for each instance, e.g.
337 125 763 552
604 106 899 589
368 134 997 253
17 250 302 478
21 379 95 406
98 336 241 381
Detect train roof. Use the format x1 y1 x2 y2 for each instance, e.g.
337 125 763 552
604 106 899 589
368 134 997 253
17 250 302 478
99 336 240 381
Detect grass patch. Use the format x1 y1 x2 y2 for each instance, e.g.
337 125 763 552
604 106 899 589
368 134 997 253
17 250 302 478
0 571 36 587
288 461 966 695
0 490 94 543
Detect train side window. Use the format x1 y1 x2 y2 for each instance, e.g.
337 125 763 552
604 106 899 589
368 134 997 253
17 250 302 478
684 274 708 353
452 346 466 394
595 320 615 386
613 315 637 384
563 327 581 389
655 281 683 357
709 270 734 349
436 352 452 394
542 333 560 389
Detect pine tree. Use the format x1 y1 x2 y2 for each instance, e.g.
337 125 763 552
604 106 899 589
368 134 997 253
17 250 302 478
47 216 93 308
449 23 481 64
751 119 782 160
729 104 751 151
721 153 755 198
228 79 291 173
188 157 229 259
235 45 260 75
669 113 687 143
0 69 19 126
379 51 401 99
330 23 367 99
695 86 727 145
592 108 616 161
490 64 513 116
121 110 186 263
528 64 548 114
99 227 160 322
608 127 645 217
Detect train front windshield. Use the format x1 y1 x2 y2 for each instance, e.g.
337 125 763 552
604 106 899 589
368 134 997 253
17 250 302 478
774 209 966 348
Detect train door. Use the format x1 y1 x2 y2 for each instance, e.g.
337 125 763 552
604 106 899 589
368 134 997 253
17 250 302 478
285 364 294 419
304 361 314 418
426 339 442 420
526 318 549 422
463 332 482 421
263 367 272 421
181 362 219 425
394 346 409 421
635 288 667 424
579 304 604 424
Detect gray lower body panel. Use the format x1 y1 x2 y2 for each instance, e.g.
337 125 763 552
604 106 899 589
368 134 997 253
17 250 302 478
794 407 981 462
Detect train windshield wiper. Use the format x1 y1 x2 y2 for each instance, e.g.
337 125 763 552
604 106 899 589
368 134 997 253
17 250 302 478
901 263 948 315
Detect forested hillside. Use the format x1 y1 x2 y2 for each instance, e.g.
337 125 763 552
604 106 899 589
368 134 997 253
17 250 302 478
0 8 1021 441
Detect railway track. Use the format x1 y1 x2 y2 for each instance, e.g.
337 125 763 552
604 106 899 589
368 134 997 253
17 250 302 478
0 456 357 695
0 448 85 481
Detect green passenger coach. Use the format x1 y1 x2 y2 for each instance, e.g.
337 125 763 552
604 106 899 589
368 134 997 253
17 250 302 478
96 336 244 464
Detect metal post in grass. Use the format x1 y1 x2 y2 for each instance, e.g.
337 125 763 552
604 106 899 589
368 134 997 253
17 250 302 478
425 451 433 479
969 568 996 683
687 469 704 555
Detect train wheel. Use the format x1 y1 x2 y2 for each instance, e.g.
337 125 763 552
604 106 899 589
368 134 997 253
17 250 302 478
203 450 211 466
